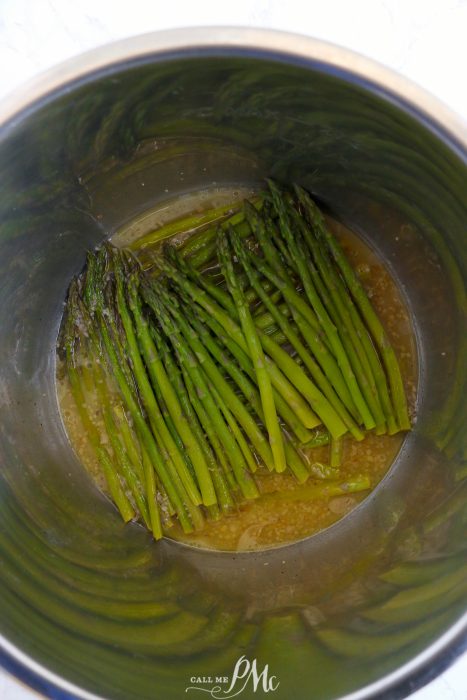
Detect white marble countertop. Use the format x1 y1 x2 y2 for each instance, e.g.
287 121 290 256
0 1 465 698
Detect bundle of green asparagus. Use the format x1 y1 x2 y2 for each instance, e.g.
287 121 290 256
61 181 410 538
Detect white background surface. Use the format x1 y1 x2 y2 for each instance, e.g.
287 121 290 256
0 1 465 698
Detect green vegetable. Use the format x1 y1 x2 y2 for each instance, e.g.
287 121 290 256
295 184 411 432
218 228 286 473
60 181 410 539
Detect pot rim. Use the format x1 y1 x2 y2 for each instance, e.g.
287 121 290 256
0 26 465 700
0 26 466 155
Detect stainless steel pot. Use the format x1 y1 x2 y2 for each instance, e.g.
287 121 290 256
0 28 465 700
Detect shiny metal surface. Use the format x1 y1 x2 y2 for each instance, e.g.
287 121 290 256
0 28 465 700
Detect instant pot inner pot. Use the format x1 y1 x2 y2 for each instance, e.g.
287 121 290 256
0 51 465 700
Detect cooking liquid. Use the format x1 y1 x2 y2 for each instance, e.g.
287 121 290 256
57 192 417 552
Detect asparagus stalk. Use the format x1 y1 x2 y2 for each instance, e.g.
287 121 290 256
156 255 320 430
78 307 153 528
263 474 371 502
81 249 199 533
126 273 217 507
191 303 315 445
145 287 259 500
186 213 254 270
84 346 151 528
140 442 163 538
244 200 326 342
322 238 402 433
207 378 260 475
63 283 135 523
282 440 310 483
101 402 151 528
257 328 348 438
295 184 411 431
143 361 196 481
113 407 145 483
231 226 365 441
80 295 164 536
149 279 276 472
165 245 289 346
151 289 264 484
245 275 281 308
254 301 290 328
165 243 237 316
163 251 313 440
246 237 358 419
181 364 245 496
98 308 198 533
184 307 311 481
153 327 239 496
268 179 376 431
287 199 392 434
110 250 204 509
218 228 287 473
131 199 245 253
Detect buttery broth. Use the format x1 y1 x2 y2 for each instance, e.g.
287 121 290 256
57 204 417 552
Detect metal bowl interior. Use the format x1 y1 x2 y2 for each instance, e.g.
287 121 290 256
0 29 465 700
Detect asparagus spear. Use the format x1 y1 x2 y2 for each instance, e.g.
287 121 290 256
110 250 204 509
166 245 288 345
218 228 287 474
244 199 325 341
126 272 217 507
287 199 393 433
230 225 365 441
153 327 239 496
146 285 256 511
81 272 166 537
282 205 380 409
295 184 411 431
156 255 320 430
186 212 256 270
191 303 315 445
101 401 151 528
246 236 358 419
138 336 219 520
254 302 291 329
63 283 135 523
165 243 237 317
141 352 217 527
131 199 245 253
145 286 259 500
168 259 327 438
164 251 315 441
77 307 153 529
81 251 199 533
98 309 198 534
148 279 276 472
262 474 371 502
181 364 245 496
113 407 145 483
258 325 348 439
207 378 260 475
173 301 310 482
140 442 164 538
268 179 376 431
